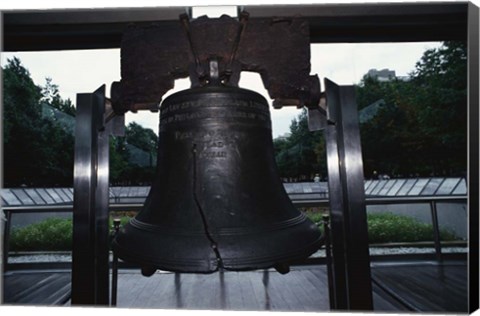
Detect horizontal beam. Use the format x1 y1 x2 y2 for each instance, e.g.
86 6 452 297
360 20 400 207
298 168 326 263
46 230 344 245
2 7 186 51
1 195 467 213
246 2 468 42
2 2 468 52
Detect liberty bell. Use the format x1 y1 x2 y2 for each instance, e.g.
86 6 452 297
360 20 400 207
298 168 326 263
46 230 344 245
112 13 323 275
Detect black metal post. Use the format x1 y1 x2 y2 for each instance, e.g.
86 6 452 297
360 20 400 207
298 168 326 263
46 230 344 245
324 120 348 308
111 253 118 306
0 211 6 304
322 214 335 309
467 2 480 313
324 78 373 310
111 218 121 306
2 210 12 273
71 85 109 305
94 93 111 305
429 201 442 261
71 86 124 305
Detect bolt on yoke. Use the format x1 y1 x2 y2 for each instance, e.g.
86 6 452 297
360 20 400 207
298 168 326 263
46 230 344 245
180 11 248 88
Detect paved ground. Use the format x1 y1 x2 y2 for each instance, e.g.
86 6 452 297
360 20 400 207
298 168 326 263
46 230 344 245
4 260 468 313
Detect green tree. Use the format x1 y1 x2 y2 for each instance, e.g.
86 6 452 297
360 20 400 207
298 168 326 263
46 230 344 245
41 77 76 116
357 41 467 177
109 137 132 184
360 102 410 177
125 122 158 154
3 57 74 186
273 109 325 180
3 57 42 146
408 41 467 175
109 122 159 185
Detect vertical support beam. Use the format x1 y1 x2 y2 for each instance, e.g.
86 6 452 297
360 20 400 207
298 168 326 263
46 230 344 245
0 11 4 305
110 218 121 306
2 210 12 272
324 116 348 307
324 78 373 310
429 201 442 261
94 90 111 305
71 85 110 305
0 210 8 304
322 214 335 309
467 2 479 313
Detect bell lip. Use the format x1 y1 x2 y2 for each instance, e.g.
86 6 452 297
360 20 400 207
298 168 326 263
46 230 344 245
112 235 324 274
112 221 324 274
112 239 219 274
220 234 325 271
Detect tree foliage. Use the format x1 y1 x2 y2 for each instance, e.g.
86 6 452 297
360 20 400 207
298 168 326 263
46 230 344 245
275 41 467 179
41 77 76 116
408 41 467 175
109 137 132 184
109 122 158 185
3 57 161 187
273 109 325 180
125 122 158 153
3 57 75 187
357 41 467 177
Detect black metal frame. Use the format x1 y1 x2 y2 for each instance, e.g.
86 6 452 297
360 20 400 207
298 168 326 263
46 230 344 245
71 86 124 305
1 2 478 312
323 79 372 309
2 3 468 51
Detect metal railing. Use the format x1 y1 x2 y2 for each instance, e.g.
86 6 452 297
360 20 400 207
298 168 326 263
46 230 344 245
2 193 467 270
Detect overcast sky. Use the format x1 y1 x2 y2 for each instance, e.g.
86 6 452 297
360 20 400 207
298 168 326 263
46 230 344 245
0 1 444 138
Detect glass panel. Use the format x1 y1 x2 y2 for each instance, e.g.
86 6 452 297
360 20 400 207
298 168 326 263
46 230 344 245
57 188 73 202
45 188 64 203
370 180 388 196
35 188 56 204
110 187 122 198
407 179 429 195
318 182 328 198
128 187 138 197
364 180 374 192
283 183 294 194
365 180 380 195
436 178 461 195
367 204 435 246
62 188 73 201
119 187 130 197
293 183 303 193
8 214 73 263
396 179 417 195
1 189 22 206
453 178 467 195
10 189 35 205
378 180 396 196
52 188 70 203
138 186 150 197
436 202 467 241
420 178 444 196
310 182 322 191
303 183 313 193
386 179 406 196
25 189 47 205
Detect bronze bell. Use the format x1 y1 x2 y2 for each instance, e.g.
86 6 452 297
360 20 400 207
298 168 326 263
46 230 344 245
112 84 323 274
